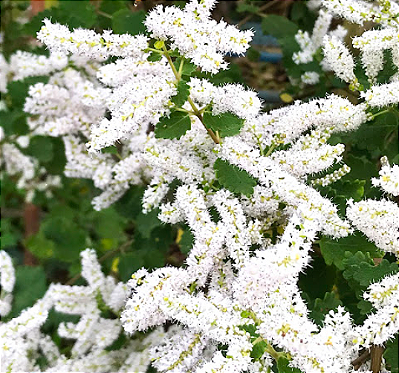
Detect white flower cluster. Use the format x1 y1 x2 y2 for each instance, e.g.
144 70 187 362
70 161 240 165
372 156 399 195
347 199 399 258
3 0 398 371
0 248 175 373
145 0 253 73
291 6 348 86
0 251 15 317
353 272 399 347
37 18 148 60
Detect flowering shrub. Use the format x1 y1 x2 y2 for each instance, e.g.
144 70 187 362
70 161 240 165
1 0 399 372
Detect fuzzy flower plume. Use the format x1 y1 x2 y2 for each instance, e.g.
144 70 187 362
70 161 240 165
144 0 253 73
37 18 148 60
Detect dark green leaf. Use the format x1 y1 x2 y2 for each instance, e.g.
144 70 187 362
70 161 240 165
309 292 342 326
384 336 399 373
261 15 298 40
155 111 191 139
136 209 161 239
172 80 190 107
214 158 257 197
9 266 47 318
114 186 145 219
203 111 244 137
26 136 54 163
179 228 194 255
7 77 48 109
320 234 384 270
118 251 145 282
0 219 20 248
112 9 146 35
42 217 86 262
342 251 399 290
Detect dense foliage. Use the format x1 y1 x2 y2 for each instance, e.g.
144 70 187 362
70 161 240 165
1 1 398 372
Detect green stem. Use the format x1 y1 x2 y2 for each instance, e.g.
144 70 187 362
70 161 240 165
371 109 391 119
264 142 277 157
162 45 220 144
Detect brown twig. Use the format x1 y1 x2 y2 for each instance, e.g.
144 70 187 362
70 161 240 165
351 349 371 370
370 345 384 373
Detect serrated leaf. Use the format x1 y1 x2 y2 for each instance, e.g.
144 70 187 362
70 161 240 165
309 292 342 326
214 158 257 197
320 234 384 270
352 259 399 287
203 112 244 137
112 9 146 35
343 252 399 287
172 80 190 107
261 15 298 40
155 111 191 139
251 340 267 360
173 58 196 76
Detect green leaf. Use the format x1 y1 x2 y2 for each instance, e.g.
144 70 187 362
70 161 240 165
173 58 197 76
347 258 399 287
320 234 384 270
236 3 259 13
7 77 48 109
135 209 162 239
277 358 303 373
0 219 19 248
118 251 145 282
214 158 257 197
58 1 97 29
112 9 146 35
24 231 55 259
42 217 86 262
0 111 28 136
261 15 298 40
155 111 191 139
250 340 267 360
179 228 194 255
384 336 399 373
147 52 163 62
309 292 343 326
172 80 190 107
9 266 47 318
26 136 54 163
342 251 399 292
114 186 145 219
203 112 244 137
